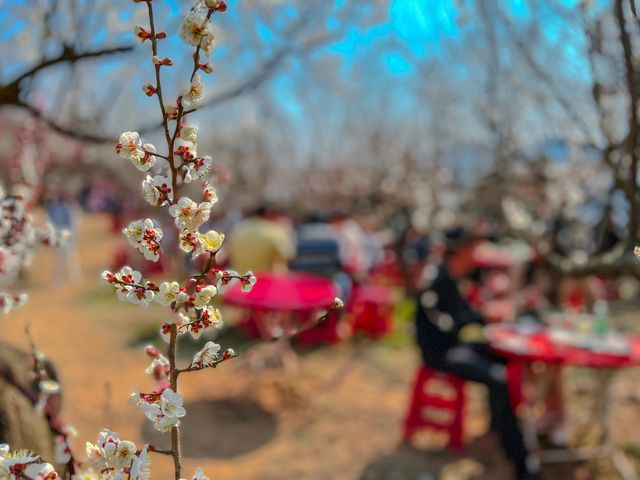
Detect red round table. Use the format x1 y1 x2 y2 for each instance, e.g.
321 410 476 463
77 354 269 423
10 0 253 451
486 324 640 368
486 324 640 480
223 271 338 313
223 272 340 365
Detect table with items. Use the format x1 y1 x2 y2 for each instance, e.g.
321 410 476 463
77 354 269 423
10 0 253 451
486 315 640 480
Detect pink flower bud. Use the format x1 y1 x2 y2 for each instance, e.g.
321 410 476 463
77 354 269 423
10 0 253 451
205 0 227 11
142 84 157 97
199 63 213 74
145 345 160 357
134 26 152 43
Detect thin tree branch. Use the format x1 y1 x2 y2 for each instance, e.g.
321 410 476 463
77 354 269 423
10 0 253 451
614 0 640 246
138 46 291 137
9 45 133 87
13 102 113 143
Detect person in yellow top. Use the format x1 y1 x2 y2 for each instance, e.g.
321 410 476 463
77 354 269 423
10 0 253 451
227 205 295 274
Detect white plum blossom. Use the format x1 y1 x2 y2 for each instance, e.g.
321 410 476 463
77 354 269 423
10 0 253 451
116 131 144 161
154 282 187 307
193 230 224 257
73 469 100 480
84 441 105 470
191 467 210 480
203 184 218 204
191 341 221 368
183 155 213 183
137 389 185 433
193 285 217 308
207 308 223 329
103 3 258 478
193 305 223 335
111 441 137 470
0 448 41 477
176 140 197 159
116 132 157 171
54 435 71 464
127 288 155 307
139 143 157 171
112 266 143 300
169 197 211 232
0 191 62 293
24 462 58 479
241 272 258 292
179 125 198 144
154 413 180 433
103 267 155 306
160 388 186 419
140 401 162 422
123 219 163 262
0 292 28 315
182 74 205 107
178 231 198 253
142 175 173 206
83 430 147 478
123 219 147 246
113 265 140 283
0 444 61 478
179 12 215 53
130 446 151 480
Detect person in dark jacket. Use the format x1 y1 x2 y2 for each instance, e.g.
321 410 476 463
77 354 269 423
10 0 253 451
409 235 539 480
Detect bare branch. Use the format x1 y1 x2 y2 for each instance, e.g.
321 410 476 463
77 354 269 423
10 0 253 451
614 0 640 246
139 46 291 136
10 44 133 87
14 102 113 143
0 44 134 143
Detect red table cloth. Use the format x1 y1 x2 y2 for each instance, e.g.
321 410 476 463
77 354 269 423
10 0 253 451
486 324 640 368
223 271 338 312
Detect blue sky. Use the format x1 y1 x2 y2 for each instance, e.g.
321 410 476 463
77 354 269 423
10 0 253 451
0 0 581 83
0 0 444 79
0 0 598 158
328 0 459 73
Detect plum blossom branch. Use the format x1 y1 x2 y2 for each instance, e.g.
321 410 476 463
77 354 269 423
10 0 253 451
97 2 344 480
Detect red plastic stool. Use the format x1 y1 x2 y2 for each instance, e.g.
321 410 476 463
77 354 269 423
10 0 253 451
402 365 465 450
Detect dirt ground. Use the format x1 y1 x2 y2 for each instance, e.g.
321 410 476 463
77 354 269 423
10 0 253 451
5 213 640 479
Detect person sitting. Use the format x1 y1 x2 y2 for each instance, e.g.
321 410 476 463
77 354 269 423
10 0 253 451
227 204 295 274
290 213 351 299
408 236 539 480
